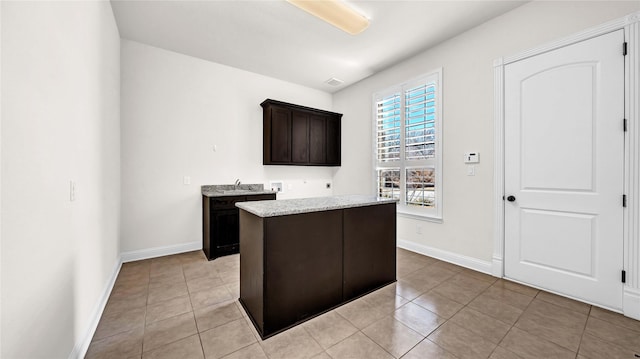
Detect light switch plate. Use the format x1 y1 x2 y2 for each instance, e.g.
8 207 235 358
70 181 76 202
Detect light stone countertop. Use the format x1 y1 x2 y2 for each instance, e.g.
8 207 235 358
235 195 398 218
201 184 277 198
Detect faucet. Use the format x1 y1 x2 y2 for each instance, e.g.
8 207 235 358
234 178 241 189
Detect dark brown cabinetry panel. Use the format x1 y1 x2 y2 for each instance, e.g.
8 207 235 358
266 107 291 163
326 116 341 165
261 99 341 166
202 193 276 261
263 210 343 335
239 203 396 339
238 211 264 330
309 115 326 164
343 203 397 300
291 111 309 164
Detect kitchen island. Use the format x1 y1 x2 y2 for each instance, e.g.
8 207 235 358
236 195 397 339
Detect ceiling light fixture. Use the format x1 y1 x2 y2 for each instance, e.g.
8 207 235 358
286 0 369 35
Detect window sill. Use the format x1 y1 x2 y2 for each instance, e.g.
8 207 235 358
397 209 443 223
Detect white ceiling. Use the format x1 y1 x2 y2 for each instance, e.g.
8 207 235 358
111 0 526 93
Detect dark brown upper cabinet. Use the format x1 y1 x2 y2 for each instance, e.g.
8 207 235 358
268 106 292 163
261 99 341 166
291 111 309 164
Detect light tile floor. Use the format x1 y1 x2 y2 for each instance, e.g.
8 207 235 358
85 248 640 358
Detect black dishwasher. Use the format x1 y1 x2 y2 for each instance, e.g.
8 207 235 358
203 193 276 260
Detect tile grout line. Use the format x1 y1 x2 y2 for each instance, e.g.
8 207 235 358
299 324 327 358
90 250 640 359
397 266 493 357
358 313 418 358
574 304 593 359
458 277 509 359
491 284 536 358
179 260 210 359
579 310 640 356
139 267 152 356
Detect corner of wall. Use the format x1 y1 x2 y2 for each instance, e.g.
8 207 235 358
398 238 494 275
68 258 122 359
120 241 201 263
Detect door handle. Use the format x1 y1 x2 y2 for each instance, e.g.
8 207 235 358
507 195 516 202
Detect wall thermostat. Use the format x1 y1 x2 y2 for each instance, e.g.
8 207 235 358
464 152 479 163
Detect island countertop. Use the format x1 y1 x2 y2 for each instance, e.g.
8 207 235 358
235 195 397 217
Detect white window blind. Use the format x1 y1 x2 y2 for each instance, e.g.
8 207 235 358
373 69 443 219
405 84 436 160
376 94 401 162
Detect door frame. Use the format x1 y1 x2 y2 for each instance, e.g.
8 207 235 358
493 11 640 318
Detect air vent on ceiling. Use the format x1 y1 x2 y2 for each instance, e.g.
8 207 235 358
325 77 344 86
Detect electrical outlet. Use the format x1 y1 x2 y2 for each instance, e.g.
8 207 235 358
183 176 191 185
270 181 283 192
416 224 422 234
467 166 475 176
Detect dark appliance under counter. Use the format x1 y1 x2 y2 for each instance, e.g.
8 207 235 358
202 184 276 260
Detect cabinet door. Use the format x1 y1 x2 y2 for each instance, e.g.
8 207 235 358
264 210 343 336
343 203 396 300
326 116 341 165
269 107 292 163
212 208 240 250
261 99 342 166
291 111 309 164
309 115 326 164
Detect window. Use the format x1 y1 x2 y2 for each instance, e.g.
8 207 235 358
374 69 442 219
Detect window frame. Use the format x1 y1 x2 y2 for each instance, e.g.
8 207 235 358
372 69 443 220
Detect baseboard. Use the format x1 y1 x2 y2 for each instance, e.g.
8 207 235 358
67 241 201 358
492 256 504 277
624 287 640 320
120 241 201 263
397 239 494 276
68 257 122 359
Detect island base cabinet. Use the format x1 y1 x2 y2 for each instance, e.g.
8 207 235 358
239 204 396 339
343 203 397 301
240 210 343 338
264 211 343 335
238 210 265 334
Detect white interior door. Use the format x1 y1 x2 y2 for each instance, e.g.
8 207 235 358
504 30 625 310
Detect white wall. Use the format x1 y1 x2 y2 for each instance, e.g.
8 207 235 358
333 1 640 266
0 2 3 355
1 1 120 358
120 40 334 253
